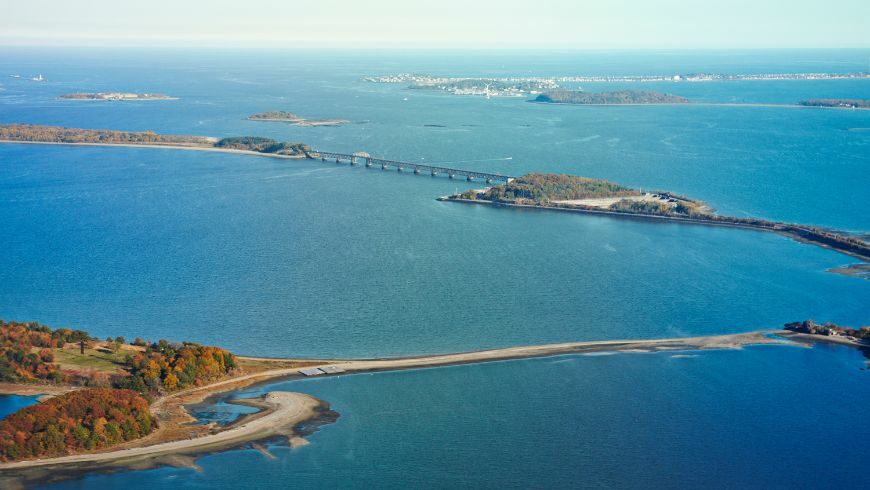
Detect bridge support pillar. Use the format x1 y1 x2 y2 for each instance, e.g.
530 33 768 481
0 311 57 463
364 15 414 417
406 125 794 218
397 166 404 172
467 176 474 182
431 170 438 177
321 157 326 162
381 164 388 170
414 168 420 174
335 159 341 164
449 173 455 179
365 158 372 168
350 158 356 166
486 178 493 184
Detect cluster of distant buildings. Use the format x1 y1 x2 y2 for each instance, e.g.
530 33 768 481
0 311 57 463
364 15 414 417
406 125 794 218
365 71 870 98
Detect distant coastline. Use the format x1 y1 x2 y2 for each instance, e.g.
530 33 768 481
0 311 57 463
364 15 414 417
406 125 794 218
59 92 177 101
530 91 870 110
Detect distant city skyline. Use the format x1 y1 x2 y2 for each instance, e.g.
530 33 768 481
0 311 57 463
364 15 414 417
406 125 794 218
2 0 869 49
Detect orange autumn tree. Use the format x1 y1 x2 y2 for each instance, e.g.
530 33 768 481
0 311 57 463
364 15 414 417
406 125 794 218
114 340 236 394
0 320 93 383
0 388 155 462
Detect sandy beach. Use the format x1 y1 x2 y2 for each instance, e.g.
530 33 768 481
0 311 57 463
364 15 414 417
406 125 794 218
0 391 322 475
0 329 829 477
0 140 306 159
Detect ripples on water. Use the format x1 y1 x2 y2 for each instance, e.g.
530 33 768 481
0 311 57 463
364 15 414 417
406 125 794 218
0 49 868 487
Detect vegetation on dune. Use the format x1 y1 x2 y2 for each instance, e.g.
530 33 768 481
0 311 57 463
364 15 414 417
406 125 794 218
0 124 213 146
461 173 637 203
535 90 689 105
214 136 310 155
799 99 870 108
609 198 709 217
0 388 155 462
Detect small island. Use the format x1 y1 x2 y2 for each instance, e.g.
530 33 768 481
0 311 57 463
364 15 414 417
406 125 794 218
533 90 690 105
59 92 176 101
248 111 350 126
443 173 870 263
799 99 870 109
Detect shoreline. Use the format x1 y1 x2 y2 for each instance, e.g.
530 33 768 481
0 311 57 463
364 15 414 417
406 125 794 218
2 328 865 479
0 392 331 487
0 140 306 160
439 197 870 263
528 101 870 110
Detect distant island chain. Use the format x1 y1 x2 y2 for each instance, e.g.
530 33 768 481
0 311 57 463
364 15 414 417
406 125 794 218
365 71 870 97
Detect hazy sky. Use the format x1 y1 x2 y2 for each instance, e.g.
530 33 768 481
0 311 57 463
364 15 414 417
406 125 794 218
2 0 868 48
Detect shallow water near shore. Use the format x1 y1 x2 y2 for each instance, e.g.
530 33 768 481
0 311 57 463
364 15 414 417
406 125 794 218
41 344 870 490
0 395 39 419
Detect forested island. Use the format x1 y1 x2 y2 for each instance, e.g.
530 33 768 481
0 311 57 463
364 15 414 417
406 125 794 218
0 124 311 157
534 90 690 105
799 99 870 109
0 319 237 462
59 93 176 101
446 173 870 262
248 111 350 126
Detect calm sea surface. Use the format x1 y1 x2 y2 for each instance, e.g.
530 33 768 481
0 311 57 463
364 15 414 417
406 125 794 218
43 345 870 490
0 49 868 487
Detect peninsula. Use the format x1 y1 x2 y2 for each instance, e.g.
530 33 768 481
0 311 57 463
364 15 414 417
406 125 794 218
59 92 177 101
0 124 310 158
1 315 868 487
442 173 870 263
248 111 350 126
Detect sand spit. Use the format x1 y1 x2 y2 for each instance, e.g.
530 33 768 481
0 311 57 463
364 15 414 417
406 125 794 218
0 330 820 484
0 140 306 159
239 330 797 375
0 392 331 486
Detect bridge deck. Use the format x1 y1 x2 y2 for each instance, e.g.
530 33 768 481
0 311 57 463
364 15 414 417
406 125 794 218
309 150 514 183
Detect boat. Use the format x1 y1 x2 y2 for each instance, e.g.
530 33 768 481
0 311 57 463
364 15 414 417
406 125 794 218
31 74 45 82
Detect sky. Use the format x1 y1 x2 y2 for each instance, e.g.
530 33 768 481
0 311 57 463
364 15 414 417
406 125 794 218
1 0 868 49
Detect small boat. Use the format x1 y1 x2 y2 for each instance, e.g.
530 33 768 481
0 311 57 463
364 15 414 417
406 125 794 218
31 74 45 82
9 74 21 78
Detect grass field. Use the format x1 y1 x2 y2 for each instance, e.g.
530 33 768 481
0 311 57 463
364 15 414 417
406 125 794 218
49 346 129 373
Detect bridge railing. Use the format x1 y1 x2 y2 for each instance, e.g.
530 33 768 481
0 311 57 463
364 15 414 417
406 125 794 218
309 150 514 183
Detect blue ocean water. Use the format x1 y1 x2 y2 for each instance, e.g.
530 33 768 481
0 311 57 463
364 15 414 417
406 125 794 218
44 344 870 490
0 394 39 419
0 49 868 487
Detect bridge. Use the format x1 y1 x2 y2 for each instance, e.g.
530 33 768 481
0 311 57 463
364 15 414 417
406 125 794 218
306 150 514 184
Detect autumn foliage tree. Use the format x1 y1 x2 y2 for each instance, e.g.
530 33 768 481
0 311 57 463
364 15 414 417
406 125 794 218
0 320 94 383
113 340 237 394
0 388 155 461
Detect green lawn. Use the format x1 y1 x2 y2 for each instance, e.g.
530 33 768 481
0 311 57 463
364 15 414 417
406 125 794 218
51 347 128 373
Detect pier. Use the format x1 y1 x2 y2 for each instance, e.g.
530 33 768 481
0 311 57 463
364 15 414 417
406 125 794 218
307 150 514 184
